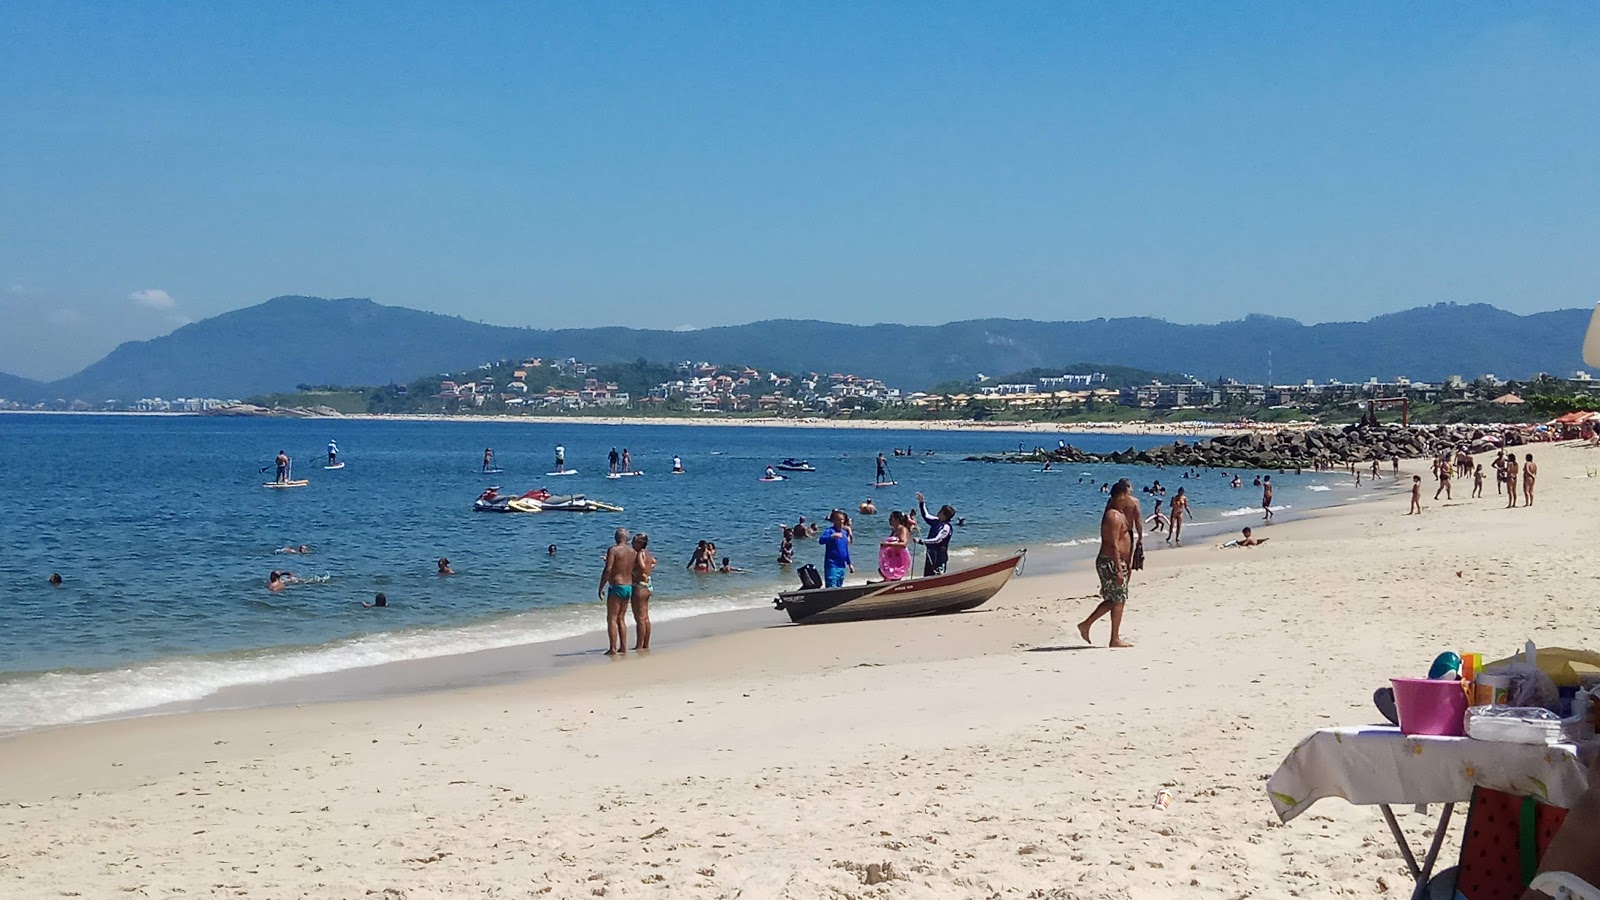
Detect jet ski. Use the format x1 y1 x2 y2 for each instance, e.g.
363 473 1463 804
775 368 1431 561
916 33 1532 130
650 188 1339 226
473 487 550 512
537 494 624 513
775 458 816 472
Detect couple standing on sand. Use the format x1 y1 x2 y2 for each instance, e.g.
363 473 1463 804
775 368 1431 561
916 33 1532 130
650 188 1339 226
599 528 657 655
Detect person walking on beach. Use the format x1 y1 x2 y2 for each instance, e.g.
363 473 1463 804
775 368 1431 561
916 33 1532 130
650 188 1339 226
1493 451 1506 495
1434 460 1452 500
1407 475 1422 514
1472 464 1485 498
1503 454 1519 508
274 450 290 484
1392 454 1400 476
1168 487 1190 544
1523 453 1537 506
819 510 853 587
599 528 636 655
914 492 956 576
630 533 655 651
1261 476 1274 521
1079 499 1134 648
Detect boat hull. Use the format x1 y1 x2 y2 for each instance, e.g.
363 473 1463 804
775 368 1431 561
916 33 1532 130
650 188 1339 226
774 552 1024 625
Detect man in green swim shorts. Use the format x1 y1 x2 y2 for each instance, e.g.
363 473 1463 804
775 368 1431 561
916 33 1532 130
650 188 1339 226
599 527 636 656
1079 487 1134 648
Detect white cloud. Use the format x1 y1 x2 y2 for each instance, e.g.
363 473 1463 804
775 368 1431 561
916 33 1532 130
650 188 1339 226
129 288 176 309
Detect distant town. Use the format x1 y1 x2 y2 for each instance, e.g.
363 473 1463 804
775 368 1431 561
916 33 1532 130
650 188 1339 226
3 353 1596 424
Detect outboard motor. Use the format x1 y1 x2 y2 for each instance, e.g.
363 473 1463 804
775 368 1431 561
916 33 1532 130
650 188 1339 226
796 564 822 591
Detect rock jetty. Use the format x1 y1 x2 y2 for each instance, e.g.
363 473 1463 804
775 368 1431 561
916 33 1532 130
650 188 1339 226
966 424 1536 470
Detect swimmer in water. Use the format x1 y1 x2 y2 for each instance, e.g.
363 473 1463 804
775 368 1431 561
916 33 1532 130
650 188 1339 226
718 557 745 574
276 544 311 554
48 572 62 586
268 570 289 592
437 557 455 575
548 544 557 555
363 592 388 608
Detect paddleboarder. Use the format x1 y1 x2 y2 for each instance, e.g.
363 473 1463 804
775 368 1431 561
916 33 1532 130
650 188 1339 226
326 440 338 467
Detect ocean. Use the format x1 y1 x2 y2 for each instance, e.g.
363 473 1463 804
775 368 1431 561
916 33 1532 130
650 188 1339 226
0 414 1362 733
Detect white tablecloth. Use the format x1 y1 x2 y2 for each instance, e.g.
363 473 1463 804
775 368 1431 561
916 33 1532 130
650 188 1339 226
1268 726 1592 823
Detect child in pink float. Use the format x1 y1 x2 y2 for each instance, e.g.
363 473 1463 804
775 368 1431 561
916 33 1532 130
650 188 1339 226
878 510 913 581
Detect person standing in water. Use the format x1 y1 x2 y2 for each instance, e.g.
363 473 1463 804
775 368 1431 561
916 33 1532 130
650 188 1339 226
914 492 956 576
1167 487 1190 545
1261 475 1275 522
630 533 655 651
326 440 339 466
598 528 635 655
878 510 913 581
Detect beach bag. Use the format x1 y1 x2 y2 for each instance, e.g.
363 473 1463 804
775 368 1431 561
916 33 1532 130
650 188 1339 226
1450 787 1568 900
797 564 822 590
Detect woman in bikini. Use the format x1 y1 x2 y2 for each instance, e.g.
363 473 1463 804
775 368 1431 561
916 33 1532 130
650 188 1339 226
631 533 655 650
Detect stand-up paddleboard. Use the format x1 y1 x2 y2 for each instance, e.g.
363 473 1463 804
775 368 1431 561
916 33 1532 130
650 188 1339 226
482 468 504 475
606 471 644 479
324 462 345 470
871 481 897 487
670 469 686 475
546 470 579 477
759 475 787 482
264 480 310 488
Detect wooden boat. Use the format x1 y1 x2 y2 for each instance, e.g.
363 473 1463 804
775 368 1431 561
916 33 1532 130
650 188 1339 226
773 551 1025 625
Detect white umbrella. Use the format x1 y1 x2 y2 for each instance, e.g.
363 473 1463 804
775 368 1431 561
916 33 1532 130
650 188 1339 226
1584 302 1600 367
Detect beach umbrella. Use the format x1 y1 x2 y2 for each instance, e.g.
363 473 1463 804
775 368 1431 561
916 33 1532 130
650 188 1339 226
1584 301 1600 367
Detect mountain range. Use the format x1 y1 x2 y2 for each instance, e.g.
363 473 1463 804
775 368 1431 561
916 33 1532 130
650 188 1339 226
0 296 1589 402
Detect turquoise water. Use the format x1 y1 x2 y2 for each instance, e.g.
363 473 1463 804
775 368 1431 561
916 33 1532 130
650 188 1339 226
0 414 1356 731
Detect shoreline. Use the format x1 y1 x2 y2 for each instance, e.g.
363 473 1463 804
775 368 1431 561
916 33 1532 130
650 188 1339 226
5 445 1579 895
0 468 1402 740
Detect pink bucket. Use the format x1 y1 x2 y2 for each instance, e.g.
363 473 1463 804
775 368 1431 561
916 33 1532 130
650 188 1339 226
1391 678 1469 737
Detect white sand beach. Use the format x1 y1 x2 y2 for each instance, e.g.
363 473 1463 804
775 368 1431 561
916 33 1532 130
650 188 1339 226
2 444 1595 898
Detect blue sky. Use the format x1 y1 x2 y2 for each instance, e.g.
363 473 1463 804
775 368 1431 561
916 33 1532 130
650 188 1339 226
2 3 1598 379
